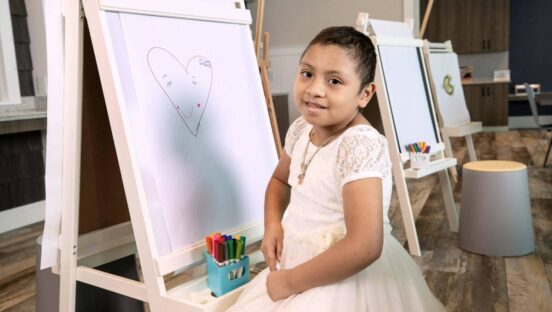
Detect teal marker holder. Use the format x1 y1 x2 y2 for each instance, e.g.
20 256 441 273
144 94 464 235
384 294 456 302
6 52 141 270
206 252 250 297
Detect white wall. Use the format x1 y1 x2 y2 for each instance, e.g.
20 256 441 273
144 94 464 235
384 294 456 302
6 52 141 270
25 0 47 96
458 52 509 80
411 0 420 35
263 0 403 47
260 0 404 121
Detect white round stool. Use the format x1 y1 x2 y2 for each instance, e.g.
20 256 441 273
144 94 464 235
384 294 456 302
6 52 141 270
459 160 534 256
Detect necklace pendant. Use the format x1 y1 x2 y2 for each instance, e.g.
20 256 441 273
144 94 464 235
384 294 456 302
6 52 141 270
297 173 305 185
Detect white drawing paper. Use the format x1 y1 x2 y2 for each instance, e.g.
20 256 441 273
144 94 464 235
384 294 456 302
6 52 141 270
379 46 439 153
108 12 277 256
427 53 471 127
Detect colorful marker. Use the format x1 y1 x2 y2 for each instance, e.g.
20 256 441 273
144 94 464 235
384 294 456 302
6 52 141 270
205 236 213 255
229 239 235 261
240 236 246 257
236 239 243 259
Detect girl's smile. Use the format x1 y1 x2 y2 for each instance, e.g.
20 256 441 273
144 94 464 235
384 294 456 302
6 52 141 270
304 100 326 112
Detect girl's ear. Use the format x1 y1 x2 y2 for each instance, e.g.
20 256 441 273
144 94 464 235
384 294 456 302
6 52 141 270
358 83 376 109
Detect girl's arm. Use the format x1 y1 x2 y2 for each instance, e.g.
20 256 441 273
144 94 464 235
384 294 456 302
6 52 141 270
261 152 291 271
267 177 383 300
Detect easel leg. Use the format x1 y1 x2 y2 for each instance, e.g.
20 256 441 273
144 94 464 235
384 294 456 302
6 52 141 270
393 170 421 256
260 63 282 156
59 1 85 311
442 134 458 183
466 134 477 161
438 170 459 232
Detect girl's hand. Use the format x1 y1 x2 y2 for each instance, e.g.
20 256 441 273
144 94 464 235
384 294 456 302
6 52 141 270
261 223 284 271
266 269 294 301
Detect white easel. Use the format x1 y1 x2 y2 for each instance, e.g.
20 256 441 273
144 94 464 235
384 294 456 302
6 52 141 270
57 1 273 311
422 40 482 175
356 14 459 257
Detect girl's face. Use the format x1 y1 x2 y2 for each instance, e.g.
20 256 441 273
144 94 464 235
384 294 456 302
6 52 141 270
294 43 373 134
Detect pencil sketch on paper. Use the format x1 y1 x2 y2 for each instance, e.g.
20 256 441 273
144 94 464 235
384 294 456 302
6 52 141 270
147 47 213 137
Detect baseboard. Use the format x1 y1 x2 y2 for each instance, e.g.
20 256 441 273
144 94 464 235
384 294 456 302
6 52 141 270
482 126 509 132
509 116 552 129
0 200 45 234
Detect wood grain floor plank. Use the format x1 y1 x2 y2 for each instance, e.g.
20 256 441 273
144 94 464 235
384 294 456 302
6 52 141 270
505 249 552 311
388 176 439 246
0 273 35 311
462 254 495 312
443 271 466 312
0 245 36 287
490 256 509 312
520 129 549 166
411 250 433 276
429 225 468 274
474 132 498 160
533 198 552 221
0 231 38 258
4 296 35 312
458 253 509 311
423 269 450 306
408 175 439 219
0 221 42 250
529 169 552 199
495 130 526 151
545 263 552 294
0 224 42 287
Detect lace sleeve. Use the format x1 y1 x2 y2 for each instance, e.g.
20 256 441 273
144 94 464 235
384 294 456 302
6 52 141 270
284 116 308 156
336 129 391 186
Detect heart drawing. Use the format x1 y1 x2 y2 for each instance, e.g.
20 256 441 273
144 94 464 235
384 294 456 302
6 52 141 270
147 47 213 137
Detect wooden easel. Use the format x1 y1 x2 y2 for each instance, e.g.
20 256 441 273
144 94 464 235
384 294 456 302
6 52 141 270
258 33 282 156
356 14 459 257
422 40 482 182
255 0 282 156
419 0 435 38
56 1 277 311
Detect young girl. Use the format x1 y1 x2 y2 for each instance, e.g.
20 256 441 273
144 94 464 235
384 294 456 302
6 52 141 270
227 26 444 311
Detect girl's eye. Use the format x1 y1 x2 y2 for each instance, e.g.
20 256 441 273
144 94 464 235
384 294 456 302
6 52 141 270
328 78 341 85
301 71 312 78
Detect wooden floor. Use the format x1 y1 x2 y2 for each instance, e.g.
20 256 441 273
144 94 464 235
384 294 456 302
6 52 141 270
391 130 552 311
1 129 551 311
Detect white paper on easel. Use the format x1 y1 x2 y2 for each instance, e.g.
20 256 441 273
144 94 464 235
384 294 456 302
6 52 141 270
368 19 413 39
41 0 64 269
378 45 439 153
426 52 471 127
107 12 277 256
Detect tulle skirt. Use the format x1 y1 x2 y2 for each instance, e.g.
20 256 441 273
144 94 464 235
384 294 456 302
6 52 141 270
227 226 444 312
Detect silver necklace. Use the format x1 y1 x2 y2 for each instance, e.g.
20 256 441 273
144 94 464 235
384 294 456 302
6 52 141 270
297 112 359 185
297 128 340 185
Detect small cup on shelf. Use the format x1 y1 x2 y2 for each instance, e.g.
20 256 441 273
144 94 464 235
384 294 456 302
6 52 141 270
410 152 430 169
206 252 250 297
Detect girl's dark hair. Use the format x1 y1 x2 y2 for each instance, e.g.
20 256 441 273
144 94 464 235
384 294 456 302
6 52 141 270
301 26 377 92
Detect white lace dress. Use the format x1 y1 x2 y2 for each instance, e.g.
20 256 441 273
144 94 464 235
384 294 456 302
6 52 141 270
227 117 444 311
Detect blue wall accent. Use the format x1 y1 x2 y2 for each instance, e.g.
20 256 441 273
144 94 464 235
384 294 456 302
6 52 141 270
510 0 552 92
